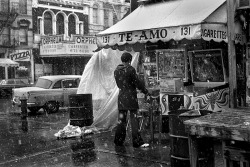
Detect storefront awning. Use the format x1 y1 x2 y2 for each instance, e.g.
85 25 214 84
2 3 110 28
0 58 19 67
97 0 245 48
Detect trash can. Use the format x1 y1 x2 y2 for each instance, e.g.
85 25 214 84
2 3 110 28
69 94 93 127
169 109 212 167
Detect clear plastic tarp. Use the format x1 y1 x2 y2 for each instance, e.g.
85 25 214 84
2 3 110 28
77 48 139 132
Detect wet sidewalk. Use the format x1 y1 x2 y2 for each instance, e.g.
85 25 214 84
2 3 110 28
0 98 171 167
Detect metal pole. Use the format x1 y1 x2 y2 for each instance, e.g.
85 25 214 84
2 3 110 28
227 0 237 108
20 95 28 119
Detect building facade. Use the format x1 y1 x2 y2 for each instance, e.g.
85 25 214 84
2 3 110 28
0 0 34 83
32 0 129 80
88 0 130 35
32 0 90 79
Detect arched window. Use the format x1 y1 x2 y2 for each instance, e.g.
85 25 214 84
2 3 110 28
56 13 64 35
113 12 118 25
93 4 98 24
44 12 52 35
79 23 84 35
37 18 41 34
68 15 76 36
104 9 109 28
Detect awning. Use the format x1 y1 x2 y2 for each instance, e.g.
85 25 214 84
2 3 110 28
0 58 19 67
97 0 245 48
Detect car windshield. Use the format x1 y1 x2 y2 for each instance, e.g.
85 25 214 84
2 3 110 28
35 78 52 89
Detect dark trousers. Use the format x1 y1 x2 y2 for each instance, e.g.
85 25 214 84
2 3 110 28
114 109 144 147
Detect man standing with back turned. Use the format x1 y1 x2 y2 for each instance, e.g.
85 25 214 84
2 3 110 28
114 52 149 148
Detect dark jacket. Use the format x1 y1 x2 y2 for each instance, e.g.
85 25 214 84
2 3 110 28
114 64 148 110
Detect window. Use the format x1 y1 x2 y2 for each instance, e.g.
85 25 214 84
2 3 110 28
37 18 41 34
113 12 118 25
93 4 98 24
79 23 84 35
62 79 79 88
35 78 52 89
44 12 53 35
53 81 62 89
19 28 27 45
68 15 76 36
1 0 8 12
19 0 27 14
56 13 64 35
104 9 109 28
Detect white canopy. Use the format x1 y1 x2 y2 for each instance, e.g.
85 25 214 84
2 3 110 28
97 0 245 47
0 58 19 67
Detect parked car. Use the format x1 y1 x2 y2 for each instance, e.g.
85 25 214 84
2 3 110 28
12 75 81 113
0 79 31 98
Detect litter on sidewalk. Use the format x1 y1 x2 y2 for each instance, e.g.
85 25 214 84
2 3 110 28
54 122 97 139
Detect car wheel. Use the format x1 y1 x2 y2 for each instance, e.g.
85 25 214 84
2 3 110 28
28 107 41 113
44 101 59 113
0 89 7 97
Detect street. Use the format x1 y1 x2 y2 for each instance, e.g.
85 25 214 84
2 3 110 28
0 98 170 167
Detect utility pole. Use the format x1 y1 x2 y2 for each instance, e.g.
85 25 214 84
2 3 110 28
227 0 237 108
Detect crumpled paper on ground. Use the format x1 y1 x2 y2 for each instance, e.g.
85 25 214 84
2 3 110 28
54 124 82 138
54 122 100 139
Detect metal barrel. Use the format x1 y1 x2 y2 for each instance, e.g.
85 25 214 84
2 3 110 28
69 94 93 127
169 109 212 167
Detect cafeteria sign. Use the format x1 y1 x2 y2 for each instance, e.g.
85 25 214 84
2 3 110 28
40 43 97 56
40 35 97 56
9 50 31 61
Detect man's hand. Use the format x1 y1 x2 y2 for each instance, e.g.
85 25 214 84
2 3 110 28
145 93 151 102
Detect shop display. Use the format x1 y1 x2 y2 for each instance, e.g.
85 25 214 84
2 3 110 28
140 49 229 114
157 49 186 93
142 51 158 88
157 50 186 80
160 78 184 93
189 49 224 83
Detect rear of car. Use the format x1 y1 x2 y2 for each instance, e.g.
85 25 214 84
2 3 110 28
12 75 81 113
0 79 30 98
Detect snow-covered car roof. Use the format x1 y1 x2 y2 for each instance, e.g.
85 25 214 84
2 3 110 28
38 75 81 82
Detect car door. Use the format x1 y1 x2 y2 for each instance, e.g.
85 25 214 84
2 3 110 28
62 78 79 107
50 79 64 105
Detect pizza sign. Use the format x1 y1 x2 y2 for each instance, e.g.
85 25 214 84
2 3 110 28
9 50 31 61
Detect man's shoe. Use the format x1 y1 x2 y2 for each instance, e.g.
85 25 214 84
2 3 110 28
140 143 149 148
133 143 149 148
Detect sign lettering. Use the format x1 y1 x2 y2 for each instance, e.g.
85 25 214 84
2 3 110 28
201 29 227 39
9 50 31 61
40 43 97 56
181 26 191 36
40 35 97 56
41 35 64 45
235 33 242 42
74 36 96 44
102 36 110 43
118 29 168 43
97 24 245 47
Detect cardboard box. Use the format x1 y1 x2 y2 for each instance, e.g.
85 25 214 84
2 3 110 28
160 78 184 92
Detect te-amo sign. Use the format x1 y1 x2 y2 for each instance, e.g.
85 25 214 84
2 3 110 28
97 26 197 47
97 23 245 47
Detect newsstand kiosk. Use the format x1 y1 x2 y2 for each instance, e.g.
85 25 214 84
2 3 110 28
140 48 229 115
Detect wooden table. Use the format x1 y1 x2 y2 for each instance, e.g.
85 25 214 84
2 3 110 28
184 108 250 167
